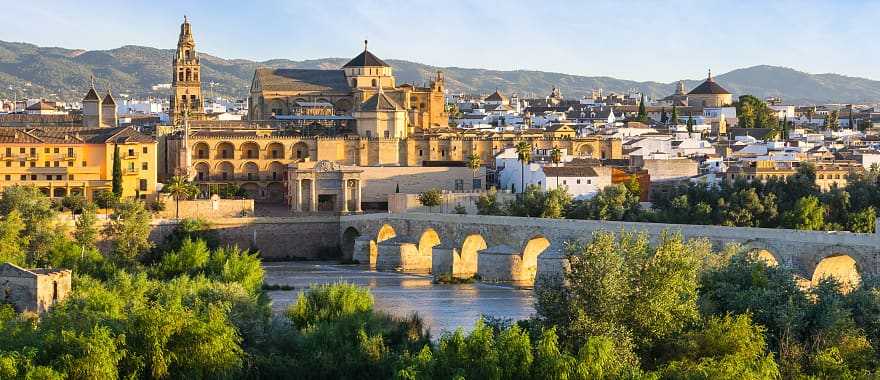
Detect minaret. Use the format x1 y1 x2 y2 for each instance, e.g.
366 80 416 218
170 15 203 124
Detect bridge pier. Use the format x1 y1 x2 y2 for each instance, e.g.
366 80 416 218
353 236 375 267
478 245 537 285
400 242 431 274
536 247 567 284
431 247 456 277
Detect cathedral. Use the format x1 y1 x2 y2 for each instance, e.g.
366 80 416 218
247 41 448 136
169 16 204 124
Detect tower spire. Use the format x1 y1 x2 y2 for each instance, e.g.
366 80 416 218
364 39 368 51
708 68 713 81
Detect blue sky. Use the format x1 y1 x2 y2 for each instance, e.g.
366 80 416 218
2 0 878 82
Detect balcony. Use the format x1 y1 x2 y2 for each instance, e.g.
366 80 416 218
122 168 140 176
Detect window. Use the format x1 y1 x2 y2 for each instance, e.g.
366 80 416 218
3 175 7 181
128 162 135 171
68 148 74 157
18 162 24 167
221 172 228 180
19 175 25 180
128 148 135 157
55 175 62 180
587 179 592 184
44 161 49 167
29 162 34 167
44 148 50 153
197 172 205 181
30 148 35 155
53 162 59 167
45 175 52 180
19 148 24 154
68 162 73 167
4 148 10 156
372 79 378 87
53 147 59 154
198 149 206 158
30 175 36 180
68 175 74 180
472 178 482 190
384 130 391 138
576 179 581 184
4 162 8 167
142 162 148 170
82 161 87 167
454 179 464 191
139 179 147 191
418 149 423 157
563 180 567 185
142 146 148 154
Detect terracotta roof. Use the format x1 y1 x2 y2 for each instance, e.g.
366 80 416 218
688 78 731 95
342 49 389 68
254 68 350 92
485 90 507 102
25 101 57 111
360 92 401 112
543 166 599 177
0 126 154 144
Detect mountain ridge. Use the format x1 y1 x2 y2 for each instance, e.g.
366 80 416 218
1 40 879 105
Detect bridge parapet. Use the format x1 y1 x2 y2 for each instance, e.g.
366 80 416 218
340 213 880 287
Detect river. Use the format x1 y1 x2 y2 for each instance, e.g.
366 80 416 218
263 262 536 337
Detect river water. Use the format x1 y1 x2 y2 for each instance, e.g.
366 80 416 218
263 262 535 337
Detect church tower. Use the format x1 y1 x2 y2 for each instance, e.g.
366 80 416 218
82 81 102 128
170 16 203 124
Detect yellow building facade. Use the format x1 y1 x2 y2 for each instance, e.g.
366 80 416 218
0 126 158 201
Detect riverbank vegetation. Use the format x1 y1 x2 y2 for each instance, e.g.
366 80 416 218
2 184 880 378
479 163 880 233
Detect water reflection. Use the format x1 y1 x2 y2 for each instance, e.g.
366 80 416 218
264 262 535 337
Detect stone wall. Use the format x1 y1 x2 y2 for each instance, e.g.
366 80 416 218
150 217 341 259
155 196 254 219
387 190 515 214
360 166 486 203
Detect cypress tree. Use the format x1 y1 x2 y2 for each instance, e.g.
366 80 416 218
637 94 648 122
671 105 678 125
660 107 668 124
112 144 123 197
686 114 694 132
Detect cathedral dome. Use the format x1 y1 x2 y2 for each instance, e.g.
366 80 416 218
688 71 730 95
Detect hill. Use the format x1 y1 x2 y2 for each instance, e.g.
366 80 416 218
1 40 879 105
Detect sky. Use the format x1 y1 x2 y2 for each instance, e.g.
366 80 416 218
2 0 879 83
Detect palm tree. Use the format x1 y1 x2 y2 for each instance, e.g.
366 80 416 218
466 153 481 190
164 175 199 219
550 147 562 188
515 141 531 196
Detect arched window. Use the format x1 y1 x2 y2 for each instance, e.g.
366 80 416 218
178 71 184 82
186 68 191 81
194 70 199 81
371 79 378 87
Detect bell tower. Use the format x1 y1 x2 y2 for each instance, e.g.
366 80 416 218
170 15 203 124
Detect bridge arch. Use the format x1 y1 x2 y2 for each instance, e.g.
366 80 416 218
341 226 361 261
418 228 441 257
377 224 397 243
455 234 488 278
521 235 551 284
812 254 861 292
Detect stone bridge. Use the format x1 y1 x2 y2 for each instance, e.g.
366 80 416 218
339 213 880 288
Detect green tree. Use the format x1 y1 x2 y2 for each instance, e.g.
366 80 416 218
476 187 504 216
637 94 648 122
671 105 679 125
61 195 86 214
0 210 27 266
686 114 694 132
73 204 98 249
782 195 825 230
848 207 876 233
590 184 641 221
660 107 668 124
735 95 778 129
417 188 443 213
106 199 153 266
515 141 531 196
163 176 200 219
111 144 122 197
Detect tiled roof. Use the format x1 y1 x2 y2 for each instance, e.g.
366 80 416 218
342 49 389 68
360 92 401 112
688 78 731 95
83 87 100 101
0 126 154 144
254 68 351 92
543 166 600 177
485 90 507 102
25 101 57 111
